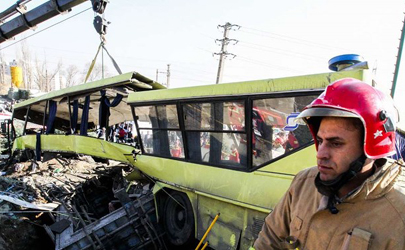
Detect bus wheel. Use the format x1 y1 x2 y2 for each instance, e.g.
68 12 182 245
163 191 195 246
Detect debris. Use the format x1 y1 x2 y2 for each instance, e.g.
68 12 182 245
0 203 12 213
52 191 165 250
0 194 59 211
14 163 24 172
0 150 166 250
48 219 71 234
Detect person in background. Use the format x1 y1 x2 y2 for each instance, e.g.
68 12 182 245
229 144 240 163
96 125 103 139
118 125 126 143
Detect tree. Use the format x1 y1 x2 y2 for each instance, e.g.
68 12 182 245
0 48 5 85
64 64 80 88
16 40 34 90
0 48 9 95
81 62 111 83
34 55 63 92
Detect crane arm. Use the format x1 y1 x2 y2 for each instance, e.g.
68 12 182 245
0 0 88 44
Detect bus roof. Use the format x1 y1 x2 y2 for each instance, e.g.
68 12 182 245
127 69 369 104
12 71 166 129
14 71 166 110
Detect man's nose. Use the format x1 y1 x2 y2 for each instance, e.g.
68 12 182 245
316 142 329 160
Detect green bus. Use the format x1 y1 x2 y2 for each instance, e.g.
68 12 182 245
10 64 372 249
126 68 372 249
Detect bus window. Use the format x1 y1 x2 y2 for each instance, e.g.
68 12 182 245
183 101 247 169
135 105 184 159
252 95 317 167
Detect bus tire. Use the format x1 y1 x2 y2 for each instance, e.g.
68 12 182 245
163 191 195 246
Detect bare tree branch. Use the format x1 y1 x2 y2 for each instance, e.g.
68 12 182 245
17 40 34 90
33 54 63 92
81 62 111 83
64 64 80 88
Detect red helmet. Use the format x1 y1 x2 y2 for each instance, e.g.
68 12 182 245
298 78 398 159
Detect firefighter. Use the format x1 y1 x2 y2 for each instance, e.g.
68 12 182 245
254 78 405 250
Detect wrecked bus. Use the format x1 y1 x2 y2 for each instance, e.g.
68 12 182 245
10 72 165 163
8 62 374 249
125 67 372 249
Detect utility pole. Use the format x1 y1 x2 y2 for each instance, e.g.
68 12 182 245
156 69 164 82
214 22 240 84
166 64 171 88
391 12 405 98
156 64 171 88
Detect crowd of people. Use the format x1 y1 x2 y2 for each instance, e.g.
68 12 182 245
97 122 135 144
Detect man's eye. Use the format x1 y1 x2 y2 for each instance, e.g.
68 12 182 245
316 138 322 144
331 142 341 147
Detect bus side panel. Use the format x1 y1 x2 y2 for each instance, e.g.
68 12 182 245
133 145 316 210
12 134 136 163
197 195 267 250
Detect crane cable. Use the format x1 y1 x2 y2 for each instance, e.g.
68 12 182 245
83 40 122 83
84 4 122 83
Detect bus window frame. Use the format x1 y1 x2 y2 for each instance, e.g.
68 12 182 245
248 90 323 171
181 98 248 169
134 103 182 158
131 89 323 172
133 98 250 171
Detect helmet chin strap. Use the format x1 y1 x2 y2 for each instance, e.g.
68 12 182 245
315 154 367 214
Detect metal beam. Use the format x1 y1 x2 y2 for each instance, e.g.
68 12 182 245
0 0 32 23
0 0 88 44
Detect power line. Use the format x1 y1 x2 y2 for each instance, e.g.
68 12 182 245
10 45 216 72
236 55 305 73
171 76 211 83
171 69 215 79
172 65 216 75
237 42 326 62
240 26 347 52
0 7 92 52
4 45 221 81
198 45 304 76
238 40 326 59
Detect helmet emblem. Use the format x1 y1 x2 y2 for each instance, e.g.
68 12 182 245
374 130 383 139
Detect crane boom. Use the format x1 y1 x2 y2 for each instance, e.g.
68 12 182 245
0 0 88 44
0 0 32 23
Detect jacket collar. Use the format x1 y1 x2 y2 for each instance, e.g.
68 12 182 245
347 158 402 201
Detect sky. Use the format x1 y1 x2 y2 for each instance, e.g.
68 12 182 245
0 0 405 125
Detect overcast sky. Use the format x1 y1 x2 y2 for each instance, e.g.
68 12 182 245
0 0 404 125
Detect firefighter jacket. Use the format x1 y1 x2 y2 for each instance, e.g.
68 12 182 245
254 159 405 250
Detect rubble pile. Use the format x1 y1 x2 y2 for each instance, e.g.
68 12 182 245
0 153 160 250
0 125 10 162
0 97 12 163
0 135 9 162
4 155 121 203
